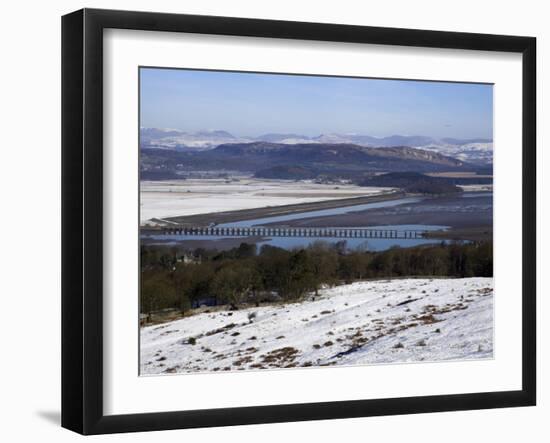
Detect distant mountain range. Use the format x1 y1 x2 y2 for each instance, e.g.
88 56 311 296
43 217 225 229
140 139 493 181
140 128 493 165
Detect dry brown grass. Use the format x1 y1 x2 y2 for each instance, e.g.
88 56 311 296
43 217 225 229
260 347 300 366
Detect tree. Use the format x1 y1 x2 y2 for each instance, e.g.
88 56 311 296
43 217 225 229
338 251 372 282
140 271 177 314
173 261 215 309
286 250 316 299
472 241 493 276
307 242 339 294
236 242 257 259
257 245 292 294
172 263 194 314
371 250 393 277
212 263 261 308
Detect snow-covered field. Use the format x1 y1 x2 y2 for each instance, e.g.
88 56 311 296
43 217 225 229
140 277 493 375
140 178 391 224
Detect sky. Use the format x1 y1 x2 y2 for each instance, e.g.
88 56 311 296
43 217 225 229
140 67 493 139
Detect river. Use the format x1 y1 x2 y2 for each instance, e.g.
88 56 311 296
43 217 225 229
142 191 492 251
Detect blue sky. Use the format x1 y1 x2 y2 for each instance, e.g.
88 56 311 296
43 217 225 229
140 67 493 139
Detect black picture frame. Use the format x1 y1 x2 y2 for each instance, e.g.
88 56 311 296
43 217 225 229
62 8 536 435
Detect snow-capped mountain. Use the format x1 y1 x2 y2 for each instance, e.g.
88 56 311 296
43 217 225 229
419 142 493 165
141 128 493 164
255 133 313 143
140 128 254 150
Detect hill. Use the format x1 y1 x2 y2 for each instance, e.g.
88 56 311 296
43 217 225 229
140 142 480 180
359 171 462 194
140 277 493 374
140 128 494 165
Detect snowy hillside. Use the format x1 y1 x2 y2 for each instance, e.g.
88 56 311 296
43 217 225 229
140 277 493 375
140 128 253 150
420 142 493 165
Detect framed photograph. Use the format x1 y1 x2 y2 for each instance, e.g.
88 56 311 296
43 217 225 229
62 8 536 435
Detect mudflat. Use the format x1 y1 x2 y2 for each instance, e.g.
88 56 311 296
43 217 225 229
164 190 405 227
263 193 492 229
